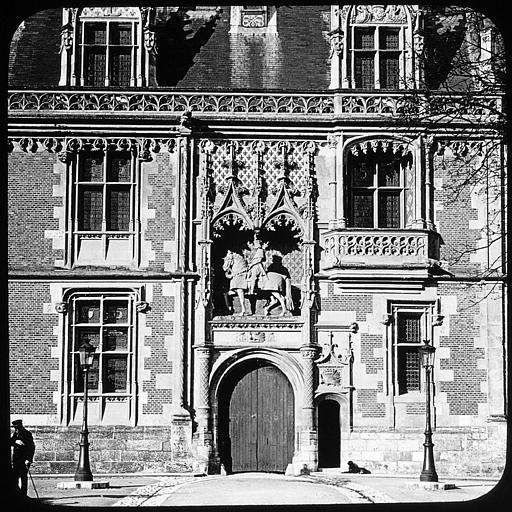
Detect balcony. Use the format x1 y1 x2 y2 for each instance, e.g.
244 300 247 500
320 229 442 280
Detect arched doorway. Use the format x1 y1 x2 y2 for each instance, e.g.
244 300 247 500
318 399 341 468
218 359 294 473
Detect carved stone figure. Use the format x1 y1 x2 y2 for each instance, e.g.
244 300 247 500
222 237 293 317
223 250 248 316
246 238 269 295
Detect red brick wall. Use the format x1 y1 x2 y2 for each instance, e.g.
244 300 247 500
318 284 373 321
8 152 61 270
9 282 58 415
434 158 481 276
438 282 487 415
146 153 177 272
142 284 174 415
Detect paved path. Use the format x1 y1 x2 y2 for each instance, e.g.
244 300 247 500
23 472 500 508
112 473 394 506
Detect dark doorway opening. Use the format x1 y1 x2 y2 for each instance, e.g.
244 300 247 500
218 359 294 473
318 399 341 468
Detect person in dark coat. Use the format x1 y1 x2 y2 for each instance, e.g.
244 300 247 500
10 419 35 496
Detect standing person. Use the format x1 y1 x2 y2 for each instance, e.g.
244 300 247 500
10 419 35 497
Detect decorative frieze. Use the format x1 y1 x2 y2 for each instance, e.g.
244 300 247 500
350 4 407 24
8 91 501 120
7 137 176 160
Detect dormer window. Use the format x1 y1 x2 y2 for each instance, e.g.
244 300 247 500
59 7 156 87
353 26 402 89
330 4 417 90
80 20 137 87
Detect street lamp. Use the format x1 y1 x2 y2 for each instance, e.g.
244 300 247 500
418 339 438 482
74 340 96 482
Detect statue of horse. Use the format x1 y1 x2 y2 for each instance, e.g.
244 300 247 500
222 250 293 317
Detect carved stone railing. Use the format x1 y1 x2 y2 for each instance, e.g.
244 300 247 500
7 90 334 115
320 229 441 270
7 90 502 120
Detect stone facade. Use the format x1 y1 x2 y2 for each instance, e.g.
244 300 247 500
8 5 506 478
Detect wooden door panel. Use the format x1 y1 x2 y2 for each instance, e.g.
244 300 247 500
229 363 294 473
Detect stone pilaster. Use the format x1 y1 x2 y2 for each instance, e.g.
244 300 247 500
193 345 215 473
293 346 319 473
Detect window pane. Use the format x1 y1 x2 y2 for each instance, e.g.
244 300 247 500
380 28 400 50
398 314 422 344
378 191 400 228
354 28 375 49
78 187 103 231
84 49 106 86
104 300 129 323
397 347 421 394
355 54 374 88
79 153 104 182
104 328 128 351
107 153 131 182
380 54 400 89
76 300 101 323
106 187 130 231
75 327 100 351
378 160 401 187
110 23 132 45
74 355 100 392
84 23 107 44
110 50 132 87
352 191 374 228
104 356 128 392
353 161 374 187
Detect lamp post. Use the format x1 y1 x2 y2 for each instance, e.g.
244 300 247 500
74 340 96 482
418 339 438 482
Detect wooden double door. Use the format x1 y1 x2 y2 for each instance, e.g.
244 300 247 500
219 361 294 473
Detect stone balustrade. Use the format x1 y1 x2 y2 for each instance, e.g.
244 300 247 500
320 229 441 270
7 90 501 121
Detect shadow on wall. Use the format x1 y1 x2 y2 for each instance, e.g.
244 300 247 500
156 7 221 86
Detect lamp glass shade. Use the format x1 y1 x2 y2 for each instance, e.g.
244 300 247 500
79 341 96 368
419 341 436 368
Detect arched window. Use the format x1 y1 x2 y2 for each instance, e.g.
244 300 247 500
347 140 413 229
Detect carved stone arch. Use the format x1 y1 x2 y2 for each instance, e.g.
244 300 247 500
210 347 304 412
211 209 253 236
263 210 304 239
343 134 417 158
315 392 350 431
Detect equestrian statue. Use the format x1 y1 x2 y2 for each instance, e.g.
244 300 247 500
222 237 293 317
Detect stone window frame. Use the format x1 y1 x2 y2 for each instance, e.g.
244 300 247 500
348 21 407 89
62 289 143 426
59 7 153 87
347 150 407 228
332 5 418 89
343 137 419 230
388 302 436 403
68 145 141 267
